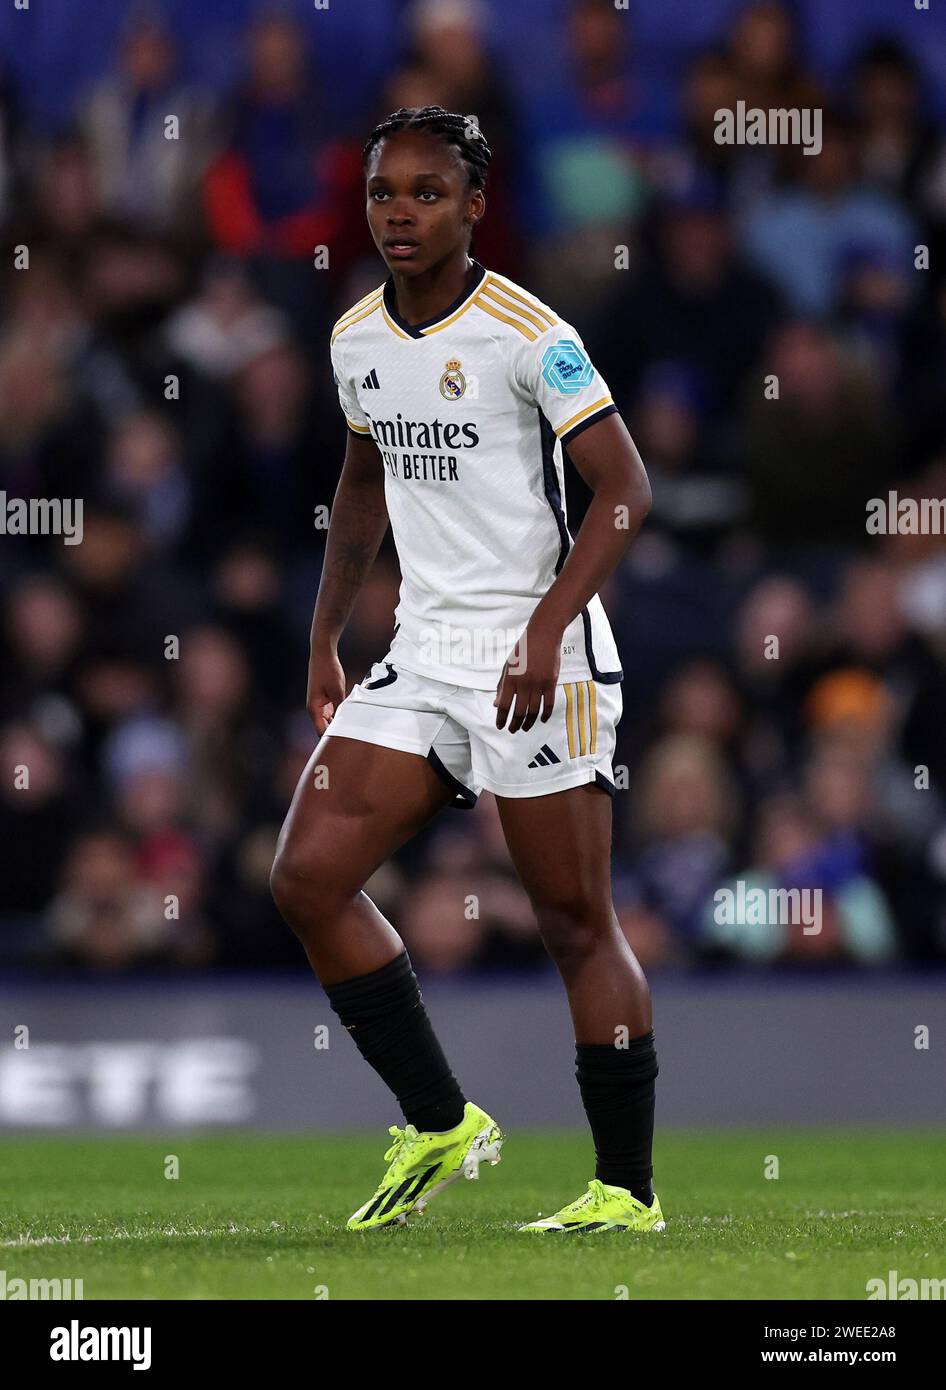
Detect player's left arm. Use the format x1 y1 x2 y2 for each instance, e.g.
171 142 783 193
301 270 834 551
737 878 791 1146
495 413 651 732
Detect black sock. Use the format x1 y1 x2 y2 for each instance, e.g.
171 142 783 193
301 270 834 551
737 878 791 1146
575 1032 658 1205
324 950 466 1134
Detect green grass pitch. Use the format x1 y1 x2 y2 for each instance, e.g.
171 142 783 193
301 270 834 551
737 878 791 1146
1 1130 944 1300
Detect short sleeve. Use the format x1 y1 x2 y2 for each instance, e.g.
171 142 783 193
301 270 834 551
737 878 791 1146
329 334 371 437
514 323 617 446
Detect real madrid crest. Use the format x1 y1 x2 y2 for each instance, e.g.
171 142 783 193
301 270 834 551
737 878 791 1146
439 358 466 401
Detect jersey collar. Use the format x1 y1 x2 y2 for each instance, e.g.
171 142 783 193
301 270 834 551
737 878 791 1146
382 259 486 339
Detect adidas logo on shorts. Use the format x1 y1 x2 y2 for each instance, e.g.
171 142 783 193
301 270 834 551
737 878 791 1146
528 745 561 768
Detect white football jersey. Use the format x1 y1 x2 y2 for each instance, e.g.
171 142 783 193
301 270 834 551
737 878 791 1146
330 259 623 689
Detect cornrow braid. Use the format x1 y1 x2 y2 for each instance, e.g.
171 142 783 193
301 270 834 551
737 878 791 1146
362 105 492 189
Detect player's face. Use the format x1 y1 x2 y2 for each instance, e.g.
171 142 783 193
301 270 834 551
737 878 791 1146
365 130 484 276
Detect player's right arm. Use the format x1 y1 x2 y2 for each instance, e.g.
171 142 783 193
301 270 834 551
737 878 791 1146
307 428 388 733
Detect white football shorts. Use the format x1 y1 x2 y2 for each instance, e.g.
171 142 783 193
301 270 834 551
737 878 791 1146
325 655 622 807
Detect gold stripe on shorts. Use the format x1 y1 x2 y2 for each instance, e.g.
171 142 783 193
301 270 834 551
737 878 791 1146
576 681 588 755
564 682 577 759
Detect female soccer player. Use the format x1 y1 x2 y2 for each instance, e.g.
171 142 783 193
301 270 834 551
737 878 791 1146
271 106 663 1234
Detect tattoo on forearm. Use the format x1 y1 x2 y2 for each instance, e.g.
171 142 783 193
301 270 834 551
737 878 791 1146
332 538 373 588
313 480 388 635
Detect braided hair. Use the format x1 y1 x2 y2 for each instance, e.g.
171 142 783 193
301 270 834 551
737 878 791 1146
362 105 492 190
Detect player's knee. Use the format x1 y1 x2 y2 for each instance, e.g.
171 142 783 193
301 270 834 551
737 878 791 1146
533 896 615 967
269 846 344 934
269 849 308 926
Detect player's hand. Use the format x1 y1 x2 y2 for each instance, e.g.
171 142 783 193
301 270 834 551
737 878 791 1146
306 643 346 735
493 619 562 733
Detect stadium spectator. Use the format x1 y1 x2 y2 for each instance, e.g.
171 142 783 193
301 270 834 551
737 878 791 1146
596 172 785 424
400 874 488 973
48 827 211 970
738 320 894 547
739 115 917 317
850 37 946 263
383 0 522 274
79 10 218 235
0 722 79 957
724 1 823 117
622 732 737 955
629 361 747 553
702 786 898 964
202 10 364 341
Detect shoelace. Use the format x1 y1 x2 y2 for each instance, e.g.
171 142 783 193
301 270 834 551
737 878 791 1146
565 1179 609 1215
383 1123 420 1164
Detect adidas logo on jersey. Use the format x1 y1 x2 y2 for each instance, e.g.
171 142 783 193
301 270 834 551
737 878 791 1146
528 745 561 768
362 368 380 390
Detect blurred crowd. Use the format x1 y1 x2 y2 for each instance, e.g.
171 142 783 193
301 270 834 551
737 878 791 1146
2 0 945 976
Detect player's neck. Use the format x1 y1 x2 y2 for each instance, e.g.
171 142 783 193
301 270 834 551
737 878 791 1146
391 252 476 327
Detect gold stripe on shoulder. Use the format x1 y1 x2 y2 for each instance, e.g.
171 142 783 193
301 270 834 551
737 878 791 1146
331 292 383 335
331 288 383 333
474 295 538 341
479 280 551 335
485 276 557 329
327 293 380 341
333 283 385 326
327 296 380 341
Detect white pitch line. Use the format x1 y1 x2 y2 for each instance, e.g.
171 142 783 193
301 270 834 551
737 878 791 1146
0 1223 268 1248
